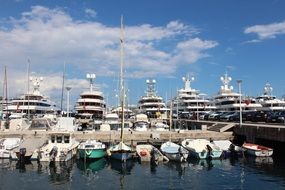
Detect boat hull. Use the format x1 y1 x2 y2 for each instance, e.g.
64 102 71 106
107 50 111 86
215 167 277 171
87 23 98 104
161 141 188 162
242 143 273 157
78 149 106 159
110 151 132 161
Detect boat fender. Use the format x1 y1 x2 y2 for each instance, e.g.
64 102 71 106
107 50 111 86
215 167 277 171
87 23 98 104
140 150 148 157
106 149 111 157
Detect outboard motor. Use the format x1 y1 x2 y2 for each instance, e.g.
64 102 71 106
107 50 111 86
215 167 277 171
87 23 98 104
206 144 213 159
49 146 58 161
19 148 26 163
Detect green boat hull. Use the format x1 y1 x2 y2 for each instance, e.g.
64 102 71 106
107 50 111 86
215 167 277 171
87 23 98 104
78 149 106 159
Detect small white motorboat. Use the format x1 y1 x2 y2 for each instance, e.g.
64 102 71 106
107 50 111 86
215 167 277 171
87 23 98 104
181 139 223 159
160 141 188 162
242 143 273 157
0 138 21 158
38 132 79 162
136 144 168 163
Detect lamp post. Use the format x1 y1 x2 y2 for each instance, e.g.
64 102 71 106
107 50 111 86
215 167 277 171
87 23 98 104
66 87 72 117
237 80 242 126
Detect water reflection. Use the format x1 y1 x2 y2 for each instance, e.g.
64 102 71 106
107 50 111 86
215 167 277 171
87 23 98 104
48 160 73 184
77 157 107 174
109 159 135 175
164 161 189 177
188 158 222 171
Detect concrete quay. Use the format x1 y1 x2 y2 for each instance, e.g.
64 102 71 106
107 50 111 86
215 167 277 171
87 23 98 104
0 129 233 146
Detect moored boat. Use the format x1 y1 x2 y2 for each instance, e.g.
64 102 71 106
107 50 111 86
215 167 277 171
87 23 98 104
242 143 273 157
106 17 134 162
38 132 79 162
0 138 21 159
78 140 106 160
181 139 223 159
160 141 188 162
136 144 168 163
107 141 133 161
212 140 242 158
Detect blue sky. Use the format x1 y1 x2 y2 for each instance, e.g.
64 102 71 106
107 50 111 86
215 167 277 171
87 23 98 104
1 0 285 109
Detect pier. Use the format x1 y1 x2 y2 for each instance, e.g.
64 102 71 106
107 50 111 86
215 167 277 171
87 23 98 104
0 129 232 146
173 119 285 144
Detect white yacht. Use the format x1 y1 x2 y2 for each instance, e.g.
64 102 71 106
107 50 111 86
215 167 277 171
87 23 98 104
74 74 106 127
137 79 169 119
5 76 60 118
172 74 215 116
256 83 285 111
211 73 262 112
38 132 79 162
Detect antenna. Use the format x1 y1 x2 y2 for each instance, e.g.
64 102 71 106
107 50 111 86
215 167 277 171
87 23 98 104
86 73 96 92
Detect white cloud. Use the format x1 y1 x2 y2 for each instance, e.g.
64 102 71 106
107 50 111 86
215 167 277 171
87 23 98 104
85 8 97 18
0 6 217 102
244 20 285 40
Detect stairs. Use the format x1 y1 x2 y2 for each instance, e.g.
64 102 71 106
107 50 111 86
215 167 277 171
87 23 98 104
207 123 236 132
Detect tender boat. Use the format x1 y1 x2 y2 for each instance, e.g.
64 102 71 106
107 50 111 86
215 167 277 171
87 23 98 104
213 140 242 158
242 143 273 157
0 138 21 158
136 144 168 163
38 132 79 162
78 140 106 159
181 139 223 159
160 141 188 162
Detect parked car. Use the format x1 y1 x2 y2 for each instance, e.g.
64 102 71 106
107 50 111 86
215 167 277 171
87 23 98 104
277 111 285 123
208 111 223 120
219 112 236 122
266 111 280 123
251 111 270 122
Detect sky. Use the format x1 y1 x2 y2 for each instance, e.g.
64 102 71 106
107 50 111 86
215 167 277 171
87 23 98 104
0 0 285 110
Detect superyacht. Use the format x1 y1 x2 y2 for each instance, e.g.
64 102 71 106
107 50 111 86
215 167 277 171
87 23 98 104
211 73 262 111
172 74 215 117
74 74 106 128
256 83 285 111
137 79 169 119
5 76 59 118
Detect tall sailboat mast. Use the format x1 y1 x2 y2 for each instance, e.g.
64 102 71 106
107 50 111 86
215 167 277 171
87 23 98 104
27 59 31 119
120 15 125 142
60 62 66 112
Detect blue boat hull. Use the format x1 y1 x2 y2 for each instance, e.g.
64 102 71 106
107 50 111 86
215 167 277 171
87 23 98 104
110 151 132 162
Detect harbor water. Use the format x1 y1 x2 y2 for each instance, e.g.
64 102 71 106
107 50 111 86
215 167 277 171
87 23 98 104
0 155 284 190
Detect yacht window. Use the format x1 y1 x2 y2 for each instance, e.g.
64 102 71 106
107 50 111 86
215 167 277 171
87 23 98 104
51 135 55 143
56 136 62 143
64 136 70 143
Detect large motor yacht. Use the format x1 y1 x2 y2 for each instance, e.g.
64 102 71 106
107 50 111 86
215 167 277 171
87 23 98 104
137 79 169 119
5 76 60 118
172 74 215 116
211 73 262 112
74 74 106 127
256 83 285 111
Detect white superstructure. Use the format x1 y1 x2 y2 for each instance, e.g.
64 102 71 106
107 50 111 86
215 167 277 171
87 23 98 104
74 74 106 122
137 79 169 119
256 83 285 111
211 73 262 111
173 74 215 115
5 76 59 118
